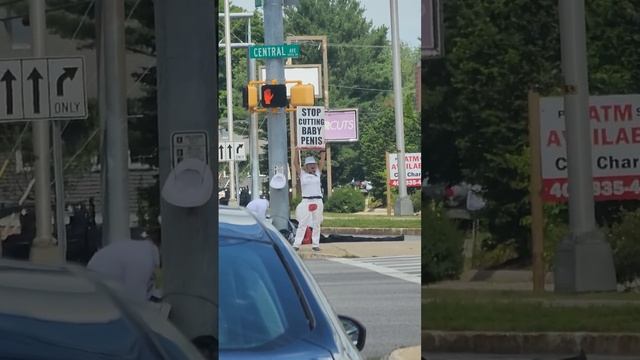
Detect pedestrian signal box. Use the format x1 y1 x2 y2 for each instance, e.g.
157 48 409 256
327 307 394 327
242 84 259 109
290 83 314 107
261 84 288 108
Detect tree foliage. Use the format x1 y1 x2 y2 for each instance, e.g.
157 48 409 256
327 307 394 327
424 0 640 258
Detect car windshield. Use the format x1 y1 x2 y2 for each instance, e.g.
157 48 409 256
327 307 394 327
219 233 310 351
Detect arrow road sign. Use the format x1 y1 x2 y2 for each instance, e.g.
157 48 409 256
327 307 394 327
47 57 86 118
0 56 87 122
219 141 247 162
21 58 49 119
56 67 78 96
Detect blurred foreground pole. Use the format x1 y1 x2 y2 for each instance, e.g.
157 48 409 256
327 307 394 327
554 0 616 292
154 0 218 338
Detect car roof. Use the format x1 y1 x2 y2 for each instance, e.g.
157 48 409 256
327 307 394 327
0 259 122 323
219 206 275 243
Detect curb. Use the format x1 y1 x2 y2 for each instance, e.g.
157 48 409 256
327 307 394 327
387 345 421 360
322 227 421 236
422 331 640 355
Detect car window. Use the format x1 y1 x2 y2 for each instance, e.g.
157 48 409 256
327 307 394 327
219 233 310 350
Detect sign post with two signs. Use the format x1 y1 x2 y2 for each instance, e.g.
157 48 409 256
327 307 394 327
0 57 87 121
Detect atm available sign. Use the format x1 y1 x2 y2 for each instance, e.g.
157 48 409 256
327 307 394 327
540 95 640 202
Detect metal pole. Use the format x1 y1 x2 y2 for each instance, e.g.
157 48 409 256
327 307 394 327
154 0 218 339
248 21 260 201
101 0 129 242
390 0 413 215
321 37 332 197
528 90 544 293
28 0 53 248
554 0 616 292
96 0 109 243
52 121 67 261
264 0 289 230
224 0 237 205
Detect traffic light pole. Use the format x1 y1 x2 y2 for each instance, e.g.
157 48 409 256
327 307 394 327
154 0 218 338
223 0 237 205
28 0 57 263
554 0 616 292
264 0 289 230
390 0 413 216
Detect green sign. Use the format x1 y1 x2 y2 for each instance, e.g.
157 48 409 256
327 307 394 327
249 44 300 59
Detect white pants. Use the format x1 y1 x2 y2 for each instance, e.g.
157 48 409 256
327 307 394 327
293 199 324 247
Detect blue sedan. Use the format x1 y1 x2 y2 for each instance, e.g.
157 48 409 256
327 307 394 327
219 206 366 359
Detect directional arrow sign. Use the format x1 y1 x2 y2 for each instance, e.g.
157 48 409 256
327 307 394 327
219 141 247 162
0 60 22 120
47 57 86 118
21 59 49 119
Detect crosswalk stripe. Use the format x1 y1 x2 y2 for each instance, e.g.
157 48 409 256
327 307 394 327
328 256 421 284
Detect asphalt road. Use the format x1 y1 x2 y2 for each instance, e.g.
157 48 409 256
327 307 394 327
424 353 640 360
305 258 420 360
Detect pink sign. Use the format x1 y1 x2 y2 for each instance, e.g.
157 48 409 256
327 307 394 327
325 109 358 142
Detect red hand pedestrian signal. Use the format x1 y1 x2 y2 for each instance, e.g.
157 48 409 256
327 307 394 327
261 84 287 108
263 88 274 105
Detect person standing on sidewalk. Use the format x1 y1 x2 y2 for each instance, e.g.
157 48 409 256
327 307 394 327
246 194 270 221
292 150 326 251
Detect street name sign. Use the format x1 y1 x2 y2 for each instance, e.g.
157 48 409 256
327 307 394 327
219 141 247 162
539 95 640 202
296 106 325 150
171 131 209 168
0 56 87 122
387 152 422 188
249 44 300 59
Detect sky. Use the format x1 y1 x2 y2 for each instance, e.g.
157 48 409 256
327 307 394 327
229 0 421 48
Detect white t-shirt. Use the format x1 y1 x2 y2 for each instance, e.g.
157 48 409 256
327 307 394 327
246 198 270 220
300 169 323 198
87 239 160 302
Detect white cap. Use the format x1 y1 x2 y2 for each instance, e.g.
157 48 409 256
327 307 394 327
161 158 213 208
304 156 317 166
269 173 287 189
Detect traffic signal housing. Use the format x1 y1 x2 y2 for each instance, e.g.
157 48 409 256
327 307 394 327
242 84 259 109
290 83 314 107
261 84 288 108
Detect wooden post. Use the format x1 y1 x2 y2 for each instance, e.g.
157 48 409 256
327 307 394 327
290 111 298 198
529 90 545 292
386 151 392 216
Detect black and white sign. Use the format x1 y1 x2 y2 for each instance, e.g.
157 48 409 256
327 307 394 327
171 131 209 168
296 106 325 150
218 141 247 162
0 60 23 120
0 56 87 122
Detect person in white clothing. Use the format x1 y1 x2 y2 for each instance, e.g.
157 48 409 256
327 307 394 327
293 151 326 251
87 238 160 302
246 194 270 221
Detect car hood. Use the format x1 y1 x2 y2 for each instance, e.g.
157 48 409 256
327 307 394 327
219 337 334 360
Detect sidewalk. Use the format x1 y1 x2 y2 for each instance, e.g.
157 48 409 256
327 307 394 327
297 240 420 259
388 345 421 360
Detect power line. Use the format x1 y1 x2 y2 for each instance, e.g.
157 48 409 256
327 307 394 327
330 84 393 92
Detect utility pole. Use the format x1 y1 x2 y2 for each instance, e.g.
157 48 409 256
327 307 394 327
100 0 129 243
28 0 57 263
154 0 218 338
264 0 289 230
554 0 616 292
223 0 237 205
248 28 260 200
390 0 413 216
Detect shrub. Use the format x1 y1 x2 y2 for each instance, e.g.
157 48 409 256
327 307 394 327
423 204 465 284
291 195 302 209
411 190 421 212
325 187 365 213
608 209 640 286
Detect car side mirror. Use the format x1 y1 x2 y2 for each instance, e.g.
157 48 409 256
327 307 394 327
338 315 366 351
